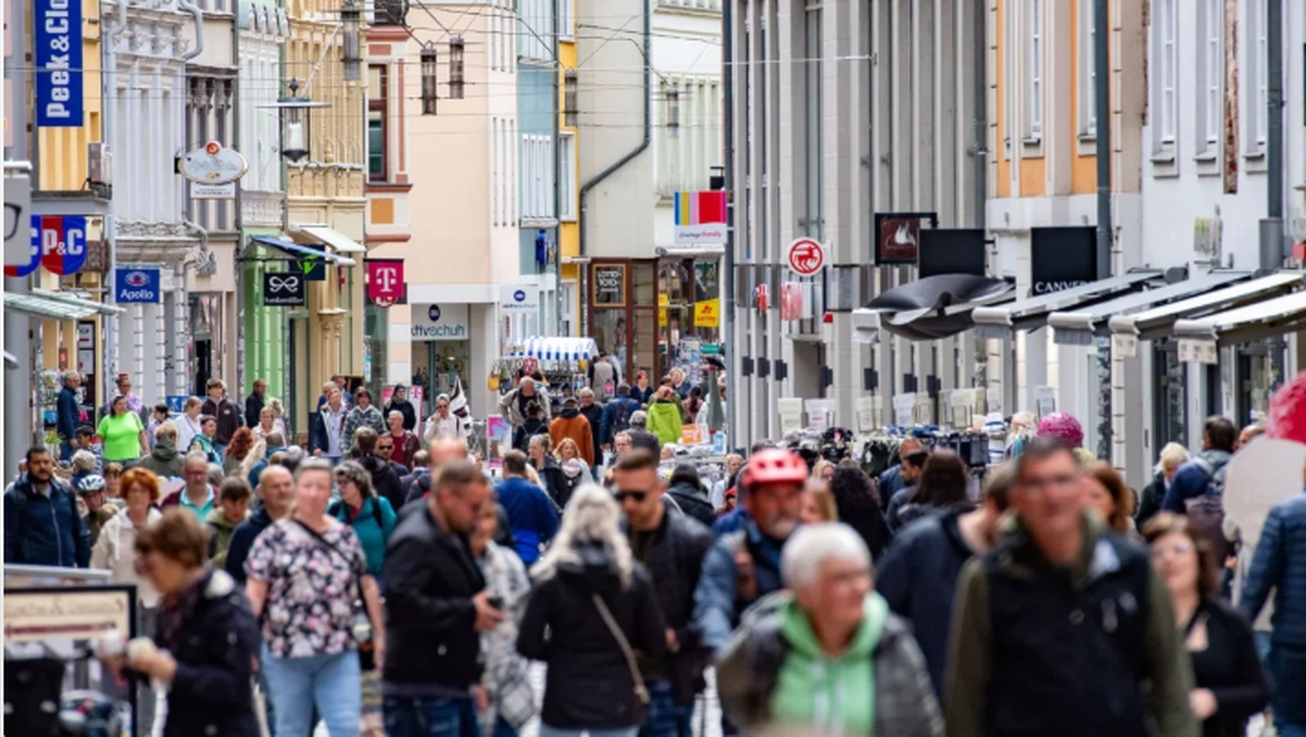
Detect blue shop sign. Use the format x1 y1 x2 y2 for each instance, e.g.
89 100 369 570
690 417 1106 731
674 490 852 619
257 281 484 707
115 267 161 304
166 396 188 413
34 0 84 127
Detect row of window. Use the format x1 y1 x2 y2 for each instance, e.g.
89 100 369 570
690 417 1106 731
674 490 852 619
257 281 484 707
493 118 518 226
655 77 724 195
1006 0 1267 159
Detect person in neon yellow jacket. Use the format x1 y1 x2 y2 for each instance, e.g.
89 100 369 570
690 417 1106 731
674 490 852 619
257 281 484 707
646 387 684 445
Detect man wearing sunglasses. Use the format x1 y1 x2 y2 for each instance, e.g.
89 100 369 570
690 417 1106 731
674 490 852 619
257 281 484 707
613 450 712 737
945 436 1196 737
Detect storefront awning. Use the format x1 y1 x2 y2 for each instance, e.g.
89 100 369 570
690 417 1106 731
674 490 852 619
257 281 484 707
292 224 367 254
852 274 1015 342
507 337 599 362
1108 271 1305 340
5 290 124 320
1047 270 1252 345
4 351 17 369
249 236 358 267
1173 288 1306 345
972 269 1163 338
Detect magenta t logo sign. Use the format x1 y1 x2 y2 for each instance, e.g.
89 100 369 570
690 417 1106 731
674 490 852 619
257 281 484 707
367 259 404 308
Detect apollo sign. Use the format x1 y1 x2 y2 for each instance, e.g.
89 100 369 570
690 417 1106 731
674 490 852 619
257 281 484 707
114 268 161 304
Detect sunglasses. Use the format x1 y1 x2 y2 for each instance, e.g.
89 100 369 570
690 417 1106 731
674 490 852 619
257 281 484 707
378 444 394 451
613 490 648 503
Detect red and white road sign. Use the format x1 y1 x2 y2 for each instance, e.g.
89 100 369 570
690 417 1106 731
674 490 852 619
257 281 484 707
786 238 826 276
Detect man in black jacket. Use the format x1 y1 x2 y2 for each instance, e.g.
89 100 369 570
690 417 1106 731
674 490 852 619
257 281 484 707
613 450 713 737
875 462 1013 696
383 459 503 735
352 427 405 512
224 465 294 585
245 378 267 429
577 388 604 475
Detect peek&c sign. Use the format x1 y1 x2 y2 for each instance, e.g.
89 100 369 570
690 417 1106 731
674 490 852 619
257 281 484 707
35 0 84 127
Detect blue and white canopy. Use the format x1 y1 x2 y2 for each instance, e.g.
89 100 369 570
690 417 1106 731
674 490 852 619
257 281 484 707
507 337 599 362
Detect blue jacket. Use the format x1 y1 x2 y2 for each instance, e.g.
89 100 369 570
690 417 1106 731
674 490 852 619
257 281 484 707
329 495 397 577
692 520 786 653
1161 450 1231 514
875 510 975 696
4 474 91 568
57 385 80 440
599 396 641 447
224 506 274 586
1240 491 1306 645
495 476 559 565
245 446 288 488
878 464 905 502
711 506 750 537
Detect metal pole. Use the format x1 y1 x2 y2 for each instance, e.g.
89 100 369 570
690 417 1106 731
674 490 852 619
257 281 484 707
1094 0 1113 457
1264 0 1285 267
722 0 737 450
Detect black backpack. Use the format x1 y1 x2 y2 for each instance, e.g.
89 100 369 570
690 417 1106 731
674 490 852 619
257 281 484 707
611 398 634 435
1186 456 1230 561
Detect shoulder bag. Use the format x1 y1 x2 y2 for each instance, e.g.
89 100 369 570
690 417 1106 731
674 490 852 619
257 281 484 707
590 592 650 707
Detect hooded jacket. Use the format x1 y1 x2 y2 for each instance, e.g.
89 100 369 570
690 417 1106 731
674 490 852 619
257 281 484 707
4 473 91 568
92 507 163 607
875 510 979 696
666 482 717 529
1240 491 1306 645
138 438 185 478
205 508 248 570
600 395 641 447
384 390 418 431
359 453 406 514
496 476 560 564
328 494 397 576
549 408 596 465
646 400 684 446
718 591 943 737
517 544 667 730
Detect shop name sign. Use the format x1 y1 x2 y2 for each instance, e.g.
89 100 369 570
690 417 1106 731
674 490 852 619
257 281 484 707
34 0 84 127
114 267 161 304
262 272 306 306
1030 226 1097 296
500 285 540 313
412 303 469 341
4 588 132 643
180 141 248 199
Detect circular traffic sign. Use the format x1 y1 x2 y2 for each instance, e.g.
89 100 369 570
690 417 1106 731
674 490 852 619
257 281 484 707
787 238 826 276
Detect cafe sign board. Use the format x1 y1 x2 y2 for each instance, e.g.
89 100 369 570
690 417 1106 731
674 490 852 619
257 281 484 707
4 587 135 643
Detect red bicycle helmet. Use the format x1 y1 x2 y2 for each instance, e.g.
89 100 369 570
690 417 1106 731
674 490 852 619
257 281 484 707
741 449 809 489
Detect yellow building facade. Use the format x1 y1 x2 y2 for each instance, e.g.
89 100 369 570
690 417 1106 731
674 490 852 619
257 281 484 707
558 0 580 335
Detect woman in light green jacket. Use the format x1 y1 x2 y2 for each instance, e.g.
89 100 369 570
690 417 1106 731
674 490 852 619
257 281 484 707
646 387 684 445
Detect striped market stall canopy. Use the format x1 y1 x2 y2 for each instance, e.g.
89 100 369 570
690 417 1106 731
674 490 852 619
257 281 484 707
507 337 599 363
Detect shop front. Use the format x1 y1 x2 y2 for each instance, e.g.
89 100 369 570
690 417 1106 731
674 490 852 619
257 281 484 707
410 303 472 413
587 255 722 381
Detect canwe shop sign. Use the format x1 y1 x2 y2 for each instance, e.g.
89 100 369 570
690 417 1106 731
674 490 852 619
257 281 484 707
35 0 83 127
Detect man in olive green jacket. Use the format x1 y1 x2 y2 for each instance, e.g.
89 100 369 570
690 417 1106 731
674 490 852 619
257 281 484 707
945 437 1198 737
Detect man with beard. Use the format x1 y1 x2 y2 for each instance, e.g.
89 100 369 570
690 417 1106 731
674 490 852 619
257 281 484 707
693 449 807 654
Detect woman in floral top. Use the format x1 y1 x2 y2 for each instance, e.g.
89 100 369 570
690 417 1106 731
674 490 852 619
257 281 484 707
245 459 385 737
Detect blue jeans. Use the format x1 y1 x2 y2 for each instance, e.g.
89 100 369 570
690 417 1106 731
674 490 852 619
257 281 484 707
490 715 519 737
538 727 637 737
639 680 693 737
383 694 479 737
261 646 361 737
1269 642 1306 737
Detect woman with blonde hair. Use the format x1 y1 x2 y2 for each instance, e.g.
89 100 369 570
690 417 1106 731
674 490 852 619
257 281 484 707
810 459 836 483
555 437 590 509
799 480 839 524
517 485 667 737
1137 441 1189 526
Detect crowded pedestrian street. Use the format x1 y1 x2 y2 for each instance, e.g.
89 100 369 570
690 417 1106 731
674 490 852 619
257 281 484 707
7 0 1306 736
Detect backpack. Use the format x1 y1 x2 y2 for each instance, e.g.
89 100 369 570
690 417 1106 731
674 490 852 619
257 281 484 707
1186 456 1230 561
329 496 385 531
611 399 633 435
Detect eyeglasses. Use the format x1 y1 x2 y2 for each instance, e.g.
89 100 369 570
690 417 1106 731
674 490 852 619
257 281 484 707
613 490 648 503
377 444 394 451
1151 541 1195 559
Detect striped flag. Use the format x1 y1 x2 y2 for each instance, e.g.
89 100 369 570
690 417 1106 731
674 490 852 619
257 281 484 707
675 191 727 226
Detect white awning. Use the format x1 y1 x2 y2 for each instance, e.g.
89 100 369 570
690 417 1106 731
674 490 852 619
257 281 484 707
506 337 599 362
1108 271 1305 340
971 270 1163 338
1047 270 1251 345
1173 289 1306 344
6 290 124 320
293 224 366 254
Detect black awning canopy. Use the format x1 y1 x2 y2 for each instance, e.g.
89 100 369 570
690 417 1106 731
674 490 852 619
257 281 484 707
859 274 1015 340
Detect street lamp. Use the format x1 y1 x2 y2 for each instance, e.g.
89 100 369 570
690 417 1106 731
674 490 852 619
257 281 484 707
449 35 465 100
261 79 330 162
421 43 438 115
341 0 362 82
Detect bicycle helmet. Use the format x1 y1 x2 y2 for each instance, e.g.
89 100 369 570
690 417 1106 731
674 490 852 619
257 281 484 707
741 449 809 488
1036 412 1084 448
1267 369 1306 447
75 474 106 494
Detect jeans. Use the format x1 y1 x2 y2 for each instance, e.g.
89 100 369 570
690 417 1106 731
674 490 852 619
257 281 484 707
382 694 479 737
261 646 361 737
1269 642 1306 737
490 715 519 737
538 727 638 737
639 680 693 737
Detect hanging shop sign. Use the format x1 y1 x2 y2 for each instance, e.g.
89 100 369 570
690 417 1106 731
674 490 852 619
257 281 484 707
918 228 987 278
38 215 87 275
293 242 327 281
180 141 248 200
694 298 720 328
500 285 540 313
366 259 404 307
262 272 306 306
592 264 626 306
874 212 937 265
673 190 728 245
1031 226 1097 295
114 267 161 304
34 0 84 127
412 303 470 341
786 238 826 276
4 214 40 278
3 586 134 644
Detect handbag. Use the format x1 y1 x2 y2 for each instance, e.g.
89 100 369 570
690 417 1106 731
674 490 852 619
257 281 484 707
590 593 650 707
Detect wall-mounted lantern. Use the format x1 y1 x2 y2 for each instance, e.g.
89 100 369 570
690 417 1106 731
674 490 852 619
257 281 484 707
449 34 466 100
261 79 330 162
341 0 362 82
421 44 438 115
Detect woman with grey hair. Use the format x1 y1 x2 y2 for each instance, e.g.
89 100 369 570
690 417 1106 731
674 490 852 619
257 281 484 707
718 523 943 737
517 485 666 737
1137 441 1189 527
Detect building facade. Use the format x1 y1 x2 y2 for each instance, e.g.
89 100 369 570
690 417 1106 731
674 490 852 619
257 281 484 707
517 0 561 341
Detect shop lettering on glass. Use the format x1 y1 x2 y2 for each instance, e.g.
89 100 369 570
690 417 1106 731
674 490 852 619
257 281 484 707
594 265 625 305
35 0 84 127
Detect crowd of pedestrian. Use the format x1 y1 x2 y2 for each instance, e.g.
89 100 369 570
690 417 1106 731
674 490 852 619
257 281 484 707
7 367 1306 737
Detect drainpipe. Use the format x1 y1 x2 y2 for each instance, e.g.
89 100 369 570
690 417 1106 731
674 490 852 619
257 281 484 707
722 0 735 448
577 0 651 338
233 7 245 397
177 0 205 61
101 0 131 406
1264 0 1287 390
1094 0 1113 458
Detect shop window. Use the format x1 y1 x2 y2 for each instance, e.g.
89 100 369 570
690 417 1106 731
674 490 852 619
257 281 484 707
633 261 656 306
368 65 388 181
593 310 628 376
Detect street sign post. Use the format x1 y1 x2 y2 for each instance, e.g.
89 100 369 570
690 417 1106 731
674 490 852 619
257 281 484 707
786 238 826 276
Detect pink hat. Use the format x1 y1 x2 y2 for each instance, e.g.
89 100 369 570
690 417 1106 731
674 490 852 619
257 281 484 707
1267 371 1306 447
1036 412 1084 448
